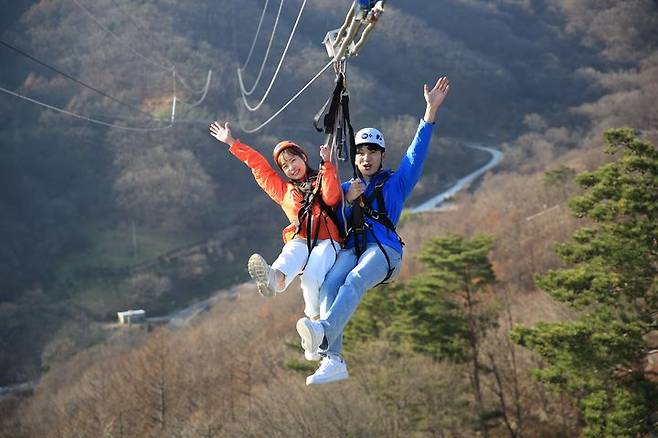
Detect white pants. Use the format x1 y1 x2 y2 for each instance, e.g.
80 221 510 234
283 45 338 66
271 238 338 318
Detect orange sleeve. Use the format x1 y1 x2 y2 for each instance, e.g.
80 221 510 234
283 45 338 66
229 140 287 204
318 160 343 207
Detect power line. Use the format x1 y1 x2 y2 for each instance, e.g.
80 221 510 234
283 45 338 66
0 85 173 132
0 39 158 119
107 0 174 69
106 0 212 96
238 0 309 112
0 2 213 132
175 69 212 97
176 70 213 108
237 0 284 96
71 0 173 71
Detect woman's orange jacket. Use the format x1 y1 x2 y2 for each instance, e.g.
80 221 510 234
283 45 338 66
229 140 345 244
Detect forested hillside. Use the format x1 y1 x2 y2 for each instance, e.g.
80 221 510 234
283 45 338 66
0 1 656 434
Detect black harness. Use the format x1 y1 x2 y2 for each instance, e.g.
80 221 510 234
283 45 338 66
291 174 344 271
314 73 355 167
349 171 404 284
314 72 403 284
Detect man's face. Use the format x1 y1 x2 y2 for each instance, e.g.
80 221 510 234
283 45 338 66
355 144 384 177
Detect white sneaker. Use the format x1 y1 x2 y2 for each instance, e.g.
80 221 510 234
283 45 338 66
296 317 325 354
306 353 349 385
247 254 277 297
304 350 321 361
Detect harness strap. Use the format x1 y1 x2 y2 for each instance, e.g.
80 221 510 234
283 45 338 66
340 92 358 176
348 172 404 280
292 176 345 272
365 222 395 285
312 94 332 133
361 172 404 245
351 202 367 258
314 73 345 134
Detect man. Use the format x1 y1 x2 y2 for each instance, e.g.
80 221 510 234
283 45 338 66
333 0 386 62
296 75 451 385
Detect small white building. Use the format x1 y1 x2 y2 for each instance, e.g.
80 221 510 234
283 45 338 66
117 309 146 325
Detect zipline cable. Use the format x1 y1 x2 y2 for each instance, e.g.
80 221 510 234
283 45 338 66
238 0 308 112
237 0 284 97
240 59 333 133
239 0 270 71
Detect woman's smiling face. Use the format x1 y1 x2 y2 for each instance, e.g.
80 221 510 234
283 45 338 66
278 150 308 180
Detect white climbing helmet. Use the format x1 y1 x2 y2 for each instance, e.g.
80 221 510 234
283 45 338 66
355 127 385 150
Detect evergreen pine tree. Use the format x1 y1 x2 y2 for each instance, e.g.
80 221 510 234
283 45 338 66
351 234 498 435
511 128 658 437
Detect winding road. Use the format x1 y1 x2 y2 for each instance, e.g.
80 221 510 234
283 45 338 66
409 144 504 213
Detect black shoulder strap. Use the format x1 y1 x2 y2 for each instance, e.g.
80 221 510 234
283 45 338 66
365 170 393 204
314 73 345 134
340 92 358 176
360 172 404 248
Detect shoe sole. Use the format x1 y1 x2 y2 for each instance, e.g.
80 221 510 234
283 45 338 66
247 254 275 297
296 318 322 353
306 370 349 386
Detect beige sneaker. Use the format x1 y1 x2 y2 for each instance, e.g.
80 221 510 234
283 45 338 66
304 350 322 361
296 317 325 354
247 254 277 297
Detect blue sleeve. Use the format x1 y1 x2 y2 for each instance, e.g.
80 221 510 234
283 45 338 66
340 181 353 219
341 181 351 194
392 119 435 200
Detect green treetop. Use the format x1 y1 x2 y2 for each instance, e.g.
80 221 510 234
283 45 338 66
511 128 658 438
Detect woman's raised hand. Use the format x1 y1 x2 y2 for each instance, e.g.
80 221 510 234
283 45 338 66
209 121 236 146
319 144 331 162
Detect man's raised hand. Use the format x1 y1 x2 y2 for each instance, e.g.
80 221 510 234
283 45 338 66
424 76 450 111
423 76 450 123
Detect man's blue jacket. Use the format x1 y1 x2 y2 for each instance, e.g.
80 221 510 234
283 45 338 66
339 119 434 255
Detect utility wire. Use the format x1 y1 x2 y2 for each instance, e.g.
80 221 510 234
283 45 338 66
175 69 212 96
176 70 213 108
237 0 284 96
106 0 212 96
0 39 159 119
238 0 309 112
71 0 173 71
107 0 173 69
0 85 173 132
